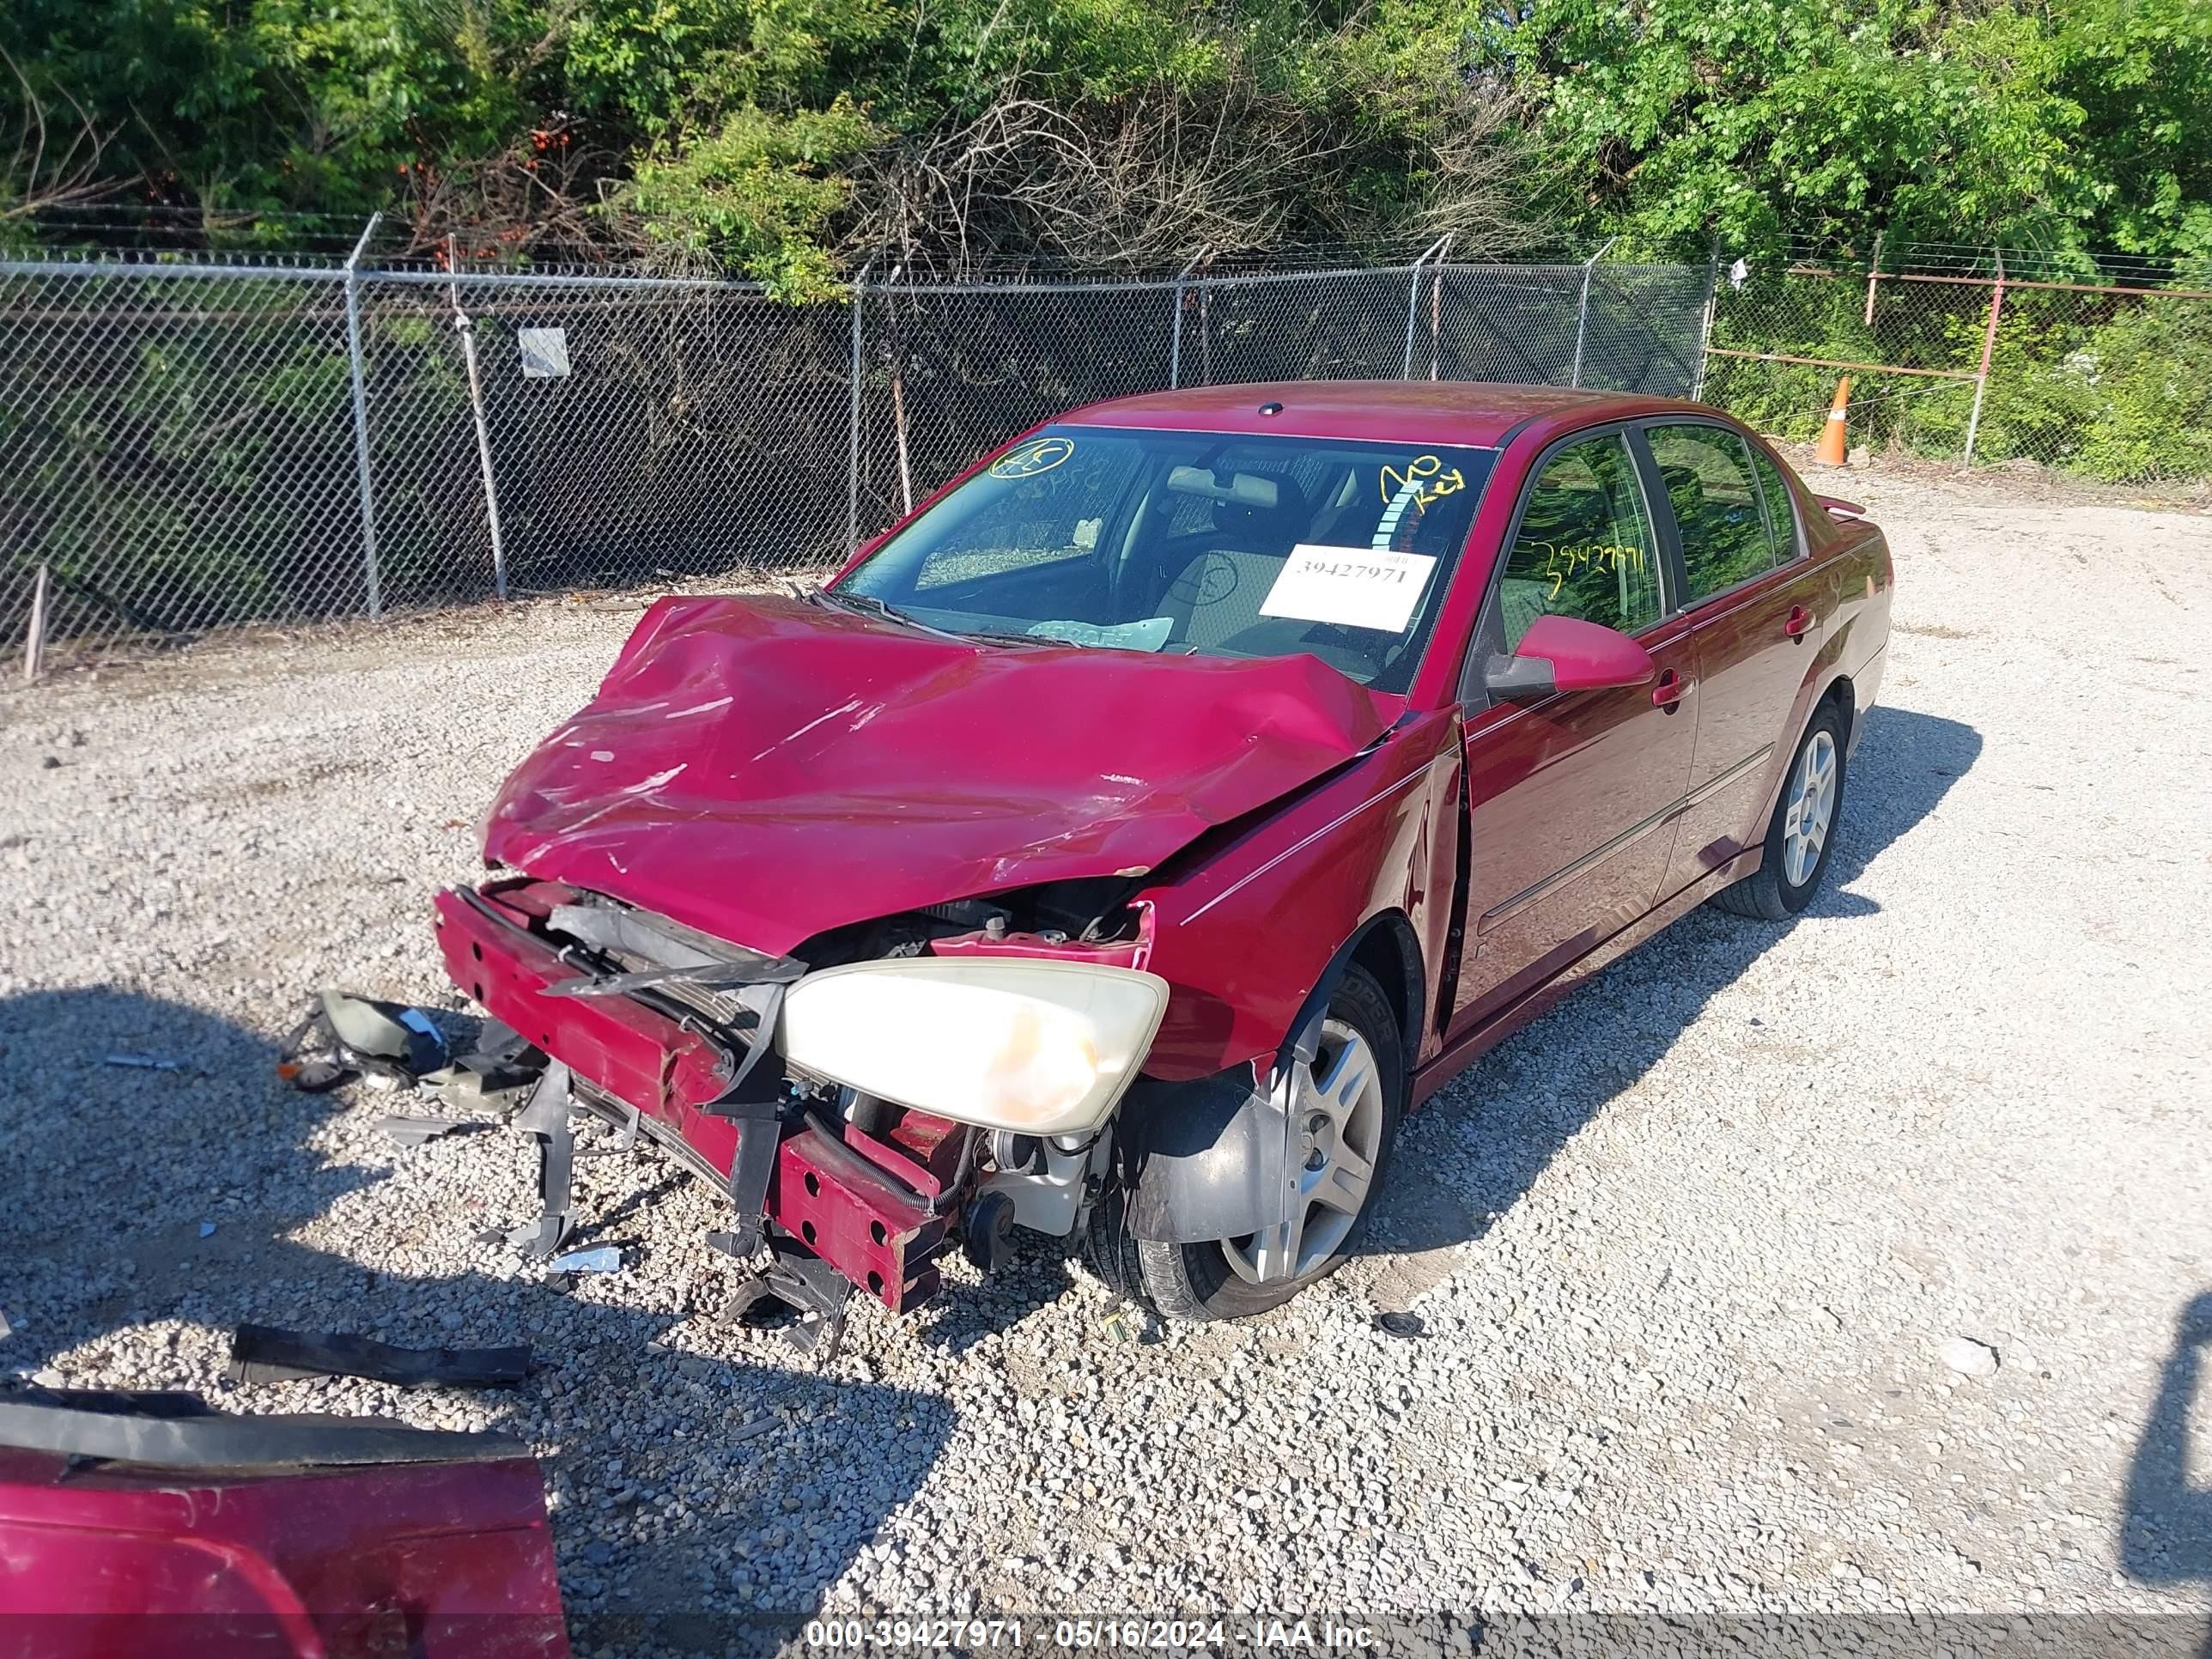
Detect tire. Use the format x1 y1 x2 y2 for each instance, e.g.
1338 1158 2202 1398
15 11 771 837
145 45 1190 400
1713 698 1847 921
1091 964 1404 1322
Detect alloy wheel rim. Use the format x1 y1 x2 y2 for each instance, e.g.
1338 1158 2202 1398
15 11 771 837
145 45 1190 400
1223 1017 1385 1286
1782 729 1837 887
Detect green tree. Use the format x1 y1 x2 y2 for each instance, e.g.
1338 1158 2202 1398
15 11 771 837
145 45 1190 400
1460 0 2211 262
3 0 2208 275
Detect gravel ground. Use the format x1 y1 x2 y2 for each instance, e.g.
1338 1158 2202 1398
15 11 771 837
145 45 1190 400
2 466 2209 1652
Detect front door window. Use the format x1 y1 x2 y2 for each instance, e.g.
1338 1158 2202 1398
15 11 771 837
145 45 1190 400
1492 433 1662 649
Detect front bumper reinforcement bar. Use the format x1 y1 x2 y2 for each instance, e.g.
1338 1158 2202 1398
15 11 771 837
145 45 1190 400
436 883 954 1320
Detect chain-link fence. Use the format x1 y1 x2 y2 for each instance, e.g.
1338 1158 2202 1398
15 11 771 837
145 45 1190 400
9 230 2208 672
1705 243 2212 487
359 270 854 611
2 246 1708 667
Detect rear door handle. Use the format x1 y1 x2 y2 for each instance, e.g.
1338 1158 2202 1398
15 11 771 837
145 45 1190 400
1651 670 1689 711
1784 605 1814 640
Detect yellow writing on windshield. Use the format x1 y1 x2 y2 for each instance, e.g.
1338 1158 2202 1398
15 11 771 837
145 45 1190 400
1379 453 1468 509
989 435 1075 479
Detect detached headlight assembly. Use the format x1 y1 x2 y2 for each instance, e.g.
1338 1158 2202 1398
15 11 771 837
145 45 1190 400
776 958 1170 1137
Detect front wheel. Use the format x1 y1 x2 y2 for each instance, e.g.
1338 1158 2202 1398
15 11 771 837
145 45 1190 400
1108 965 1403 1322
1714 699 1846 920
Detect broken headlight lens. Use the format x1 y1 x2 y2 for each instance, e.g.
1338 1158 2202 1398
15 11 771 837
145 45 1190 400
775 959 1170 1136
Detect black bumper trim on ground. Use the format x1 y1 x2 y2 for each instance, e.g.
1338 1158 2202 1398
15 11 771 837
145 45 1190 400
0 1389 531 1470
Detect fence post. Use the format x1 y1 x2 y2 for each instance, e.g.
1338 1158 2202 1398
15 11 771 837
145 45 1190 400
1569 237 1618 388
1169 247 1206 390
1691 234 1720 402
1427 235 1455 380
343 214 385 618
1863 229 1885 328
1402 235 1450 380
883 264 915 516
847 258 872 558
21 563 49 683
446 237 508 601
1961 246 2006 470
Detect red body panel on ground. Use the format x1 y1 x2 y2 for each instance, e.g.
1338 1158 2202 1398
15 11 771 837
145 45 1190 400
0 1443 567 1658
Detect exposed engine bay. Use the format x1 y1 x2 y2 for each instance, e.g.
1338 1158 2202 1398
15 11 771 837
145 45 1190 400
434 873 1163 1355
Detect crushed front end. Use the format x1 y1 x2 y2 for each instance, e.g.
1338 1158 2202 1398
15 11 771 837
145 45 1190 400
434 877 1164 1344
434 590 1399 1337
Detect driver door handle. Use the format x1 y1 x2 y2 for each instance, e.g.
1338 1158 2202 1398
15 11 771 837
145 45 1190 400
1784 605 1814 639
1651 670 1689 711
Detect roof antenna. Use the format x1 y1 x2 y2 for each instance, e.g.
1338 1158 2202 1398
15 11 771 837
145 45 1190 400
1257 401 1284 416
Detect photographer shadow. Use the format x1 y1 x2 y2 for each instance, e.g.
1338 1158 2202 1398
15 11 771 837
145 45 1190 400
2123 1292 2212 1656
1355 702 1983 1303
0 985 951 1650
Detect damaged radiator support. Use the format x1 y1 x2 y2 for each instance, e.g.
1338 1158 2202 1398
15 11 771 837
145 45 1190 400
761 1125 951 1309
436 883 957 1321
696 976 793 1264
495 1035 951 1331
502 1060 582 1258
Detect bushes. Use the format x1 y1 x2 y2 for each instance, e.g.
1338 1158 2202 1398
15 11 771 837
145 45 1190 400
1 276 366 635
2047 298 2212 483
1709 271 2212 483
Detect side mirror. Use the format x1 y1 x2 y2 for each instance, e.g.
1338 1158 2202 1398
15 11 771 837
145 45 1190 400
1482 613 1658 702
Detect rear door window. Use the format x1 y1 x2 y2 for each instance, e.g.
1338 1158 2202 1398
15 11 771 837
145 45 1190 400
1647 423 1775 602
1748 445 1802 564
1493 433 1661 650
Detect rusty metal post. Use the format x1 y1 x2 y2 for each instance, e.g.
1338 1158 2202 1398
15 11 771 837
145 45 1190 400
846 258 872 557
1199 275 1213 387
1169 247 1206 390
1427 234 1455 380
1961 246 2006 470
447 236 508 600
343 214 385 618
1402 234 1450 380
1429 262 1444 380
1570 237 1618 388
1691 235 1720 402
21 562 49 682
884 264 914 515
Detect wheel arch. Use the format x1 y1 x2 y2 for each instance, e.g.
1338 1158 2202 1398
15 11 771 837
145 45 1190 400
1267 909 1423 1085
1342 911 1425 1073
1109 923 1413 1251
1820 669 1856 729
1765 666 1856 829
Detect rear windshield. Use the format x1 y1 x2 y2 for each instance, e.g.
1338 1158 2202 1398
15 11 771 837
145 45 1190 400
839 425 1498 693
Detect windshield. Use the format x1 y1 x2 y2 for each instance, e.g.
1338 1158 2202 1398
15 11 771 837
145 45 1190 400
838 425 1498 694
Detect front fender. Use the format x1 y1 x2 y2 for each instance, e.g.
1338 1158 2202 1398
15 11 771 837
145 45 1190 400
1134 710 1461 1080
1115 1065 1284 1244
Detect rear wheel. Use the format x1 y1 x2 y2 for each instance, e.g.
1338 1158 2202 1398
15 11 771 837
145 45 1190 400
1714 699 1846 920
1101 965 1403 1322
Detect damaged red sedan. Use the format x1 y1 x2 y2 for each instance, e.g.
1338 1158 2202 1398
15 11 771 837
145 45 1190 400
436 383 1892 1334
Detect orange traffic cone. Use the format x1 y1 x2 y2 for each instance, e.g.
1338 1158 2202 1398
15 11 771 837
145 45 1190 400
1815 376 1852 466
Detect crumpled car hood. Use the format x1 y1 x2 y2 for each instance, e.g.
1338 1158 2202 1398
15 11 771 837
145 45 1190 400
483 594 1393 954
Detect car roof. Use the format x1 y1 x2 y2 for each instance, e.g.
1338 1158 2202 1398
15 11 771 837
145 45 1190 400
1059 380 1700 450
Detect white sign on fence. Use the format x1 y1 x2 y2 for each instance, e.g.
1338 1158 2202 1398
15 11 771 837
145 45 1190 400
518 327 571 379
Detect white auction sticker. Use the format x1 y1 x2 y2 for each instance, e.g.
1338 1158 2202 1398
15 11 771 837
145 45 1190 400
1259 544 1438 634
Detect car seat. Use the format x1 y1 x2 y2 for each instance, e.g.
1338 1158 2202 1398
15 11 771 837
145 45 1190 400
1155 478 1310 653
